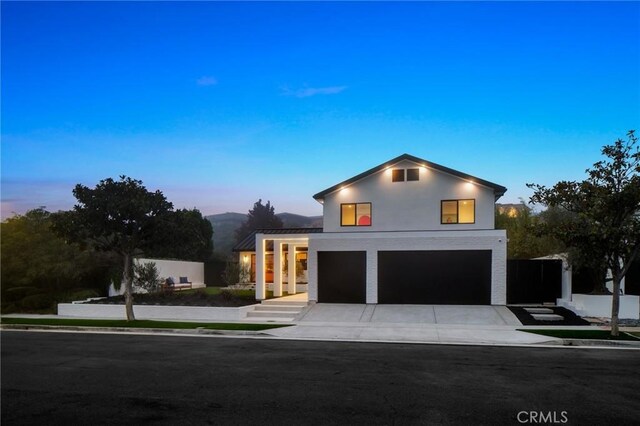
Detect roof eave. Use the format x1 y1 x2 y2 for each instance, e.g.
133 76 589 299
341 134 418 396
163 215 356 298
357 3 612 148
313 153 507 201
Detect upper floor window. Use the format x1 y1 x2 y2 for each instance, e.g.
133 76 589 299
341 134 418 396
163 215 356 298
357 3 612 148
441 199 475 224
341 203 372 226
392 169 405 182
391 168 419 182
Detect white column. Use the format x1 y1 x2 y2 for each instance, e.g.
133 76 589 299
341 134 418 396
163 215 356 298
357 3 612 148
273 241 283 297
307 243 318 302
255 235 266 300
366 249 378 304
288 244 297 295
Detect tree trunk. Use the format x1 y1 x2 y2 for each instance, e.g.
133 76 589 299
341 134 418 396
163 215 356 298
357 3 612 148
610 274 621 337
123 253 136 321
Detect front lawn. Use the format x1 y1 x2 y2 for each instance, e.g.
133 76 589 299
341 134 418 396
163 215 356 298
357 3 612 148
0 317 289 331
519 329 640 341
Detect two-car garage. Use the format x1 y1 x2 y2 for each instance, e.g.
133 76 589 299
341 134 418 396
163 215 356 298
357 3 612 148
317 249 493 305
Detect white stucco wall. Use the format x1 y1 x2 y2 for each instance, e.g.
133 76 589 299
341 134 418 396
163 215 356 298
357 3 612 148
136 258 205 284
307 230 507 305
58 303 257 321
322 159 498 233
558 294 640 319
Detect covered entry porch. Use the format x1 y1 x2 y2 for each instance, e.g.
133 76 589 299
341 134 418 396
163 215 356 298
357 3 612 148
254 229 321 301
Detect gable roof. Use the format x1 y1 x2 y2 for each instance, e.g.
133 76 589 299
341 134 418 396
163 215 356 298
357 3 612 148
312 153 507 201
232 228 324 252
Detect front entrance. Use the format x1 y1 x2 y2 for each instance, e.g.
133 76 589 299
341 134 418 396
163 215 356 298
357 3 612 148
377 250 492 305
318 251 367 303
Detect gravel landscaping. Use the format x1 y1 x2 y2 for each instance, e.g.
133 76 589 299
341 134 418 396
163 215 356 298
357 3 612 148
508 306 591 326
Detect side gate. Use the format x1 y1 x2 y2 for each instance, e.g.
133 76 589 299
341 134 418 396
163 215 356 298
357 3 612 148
507 259 563 304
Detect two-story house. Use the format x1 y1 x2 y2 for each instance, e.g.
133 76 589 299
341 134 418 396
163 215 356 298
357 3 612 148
234 154 508 305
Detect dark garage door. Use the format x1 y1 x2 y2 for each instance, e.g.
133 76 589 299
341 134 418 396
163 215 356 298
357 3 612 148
378 250 492 305
318 251 366 303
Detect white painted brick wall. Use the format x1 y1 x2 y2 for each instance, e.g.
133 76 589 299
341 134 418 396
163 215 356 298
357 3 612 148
308 230 507 305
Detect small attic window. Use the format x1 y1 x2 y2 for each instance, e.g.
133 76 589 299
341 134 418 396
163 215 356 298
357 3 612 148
392 169 405 182
407 168 419 181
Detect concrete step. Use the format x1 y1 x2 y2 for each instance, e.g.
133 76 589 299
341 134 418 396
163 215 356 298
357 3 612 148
532 313 564 321
524 307 554 314
241 317 295 323
261 301 307 307
254 305 303 312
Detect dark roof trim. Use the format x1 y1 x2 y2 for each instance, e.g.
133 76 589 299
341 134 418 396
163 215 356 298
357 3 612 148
312 153 507 201
232 228 323 252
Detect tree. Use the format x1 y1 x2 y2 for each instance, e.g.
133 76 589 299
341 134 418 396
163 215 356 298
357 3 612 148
53 176 173 320
527 131 640 336
495 202 565 259
145 208 214 261
133 261 163 293
235 199 283 242
1 209 116 313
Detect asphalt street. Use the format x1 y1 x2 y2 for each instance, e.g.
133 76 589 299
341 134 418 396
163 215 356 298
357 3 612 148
2 331 639 425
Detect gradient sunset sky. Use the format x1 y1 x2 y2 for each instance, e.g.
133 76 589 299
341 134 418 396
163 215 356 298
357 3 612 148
2 1 639 219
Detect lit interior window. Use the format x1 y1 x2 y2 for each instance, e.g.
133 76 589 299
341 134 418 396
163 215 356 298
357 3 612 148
441 199 475 224
341 204 356 226
356 203 371 226
441 201 458 224
341 203 372 226
459 200 475 223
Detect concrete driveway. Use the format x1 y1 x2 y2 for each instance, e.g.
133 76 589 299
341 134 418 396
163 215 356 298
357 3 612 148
298 303 522 326
265 304 553 345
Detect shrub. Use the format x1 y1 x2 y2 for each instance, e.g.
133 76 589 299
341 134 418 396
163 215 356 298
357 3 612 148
62 289 101 302
133 261 163 293
221 261 240 287
3 286 40 302
20 293 55 310
219 289 236 301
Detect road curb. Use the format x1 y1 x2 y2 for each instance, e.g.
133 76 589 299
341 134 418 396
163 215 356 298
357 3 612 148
559 338 640 347
0 324 271 336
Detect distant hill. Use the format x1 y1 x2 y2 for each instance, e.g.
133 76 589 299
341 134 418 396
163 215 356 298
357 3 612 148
277 213 323 228
206 212 323 256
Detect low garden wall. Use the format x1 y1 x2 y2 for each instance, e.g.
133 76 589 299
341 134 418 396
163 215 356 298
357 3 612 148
58 302 258 321
558 294 640 319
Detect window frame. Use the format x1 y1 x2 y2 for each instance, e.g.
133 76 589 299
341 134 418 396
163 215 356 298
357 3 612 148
441 199 476 224
391 169 405 182
406 168 420 181
340 202 372 227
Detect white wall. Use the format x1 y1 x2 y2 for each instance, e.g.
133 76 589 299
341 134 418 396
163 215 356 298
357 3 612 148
58 303 257 321
307 229 507 305
558 294 640 319
137 258 205 284
322 159 498 233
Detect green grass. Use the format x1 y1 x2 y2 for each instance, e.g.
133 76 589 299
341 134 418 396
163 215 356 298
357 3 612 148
519 329 640 341
0 317 290 331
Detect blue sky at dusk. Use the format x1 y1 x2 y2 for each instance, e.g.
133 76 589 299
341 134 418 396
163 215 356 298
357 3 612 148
2 1 639 219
